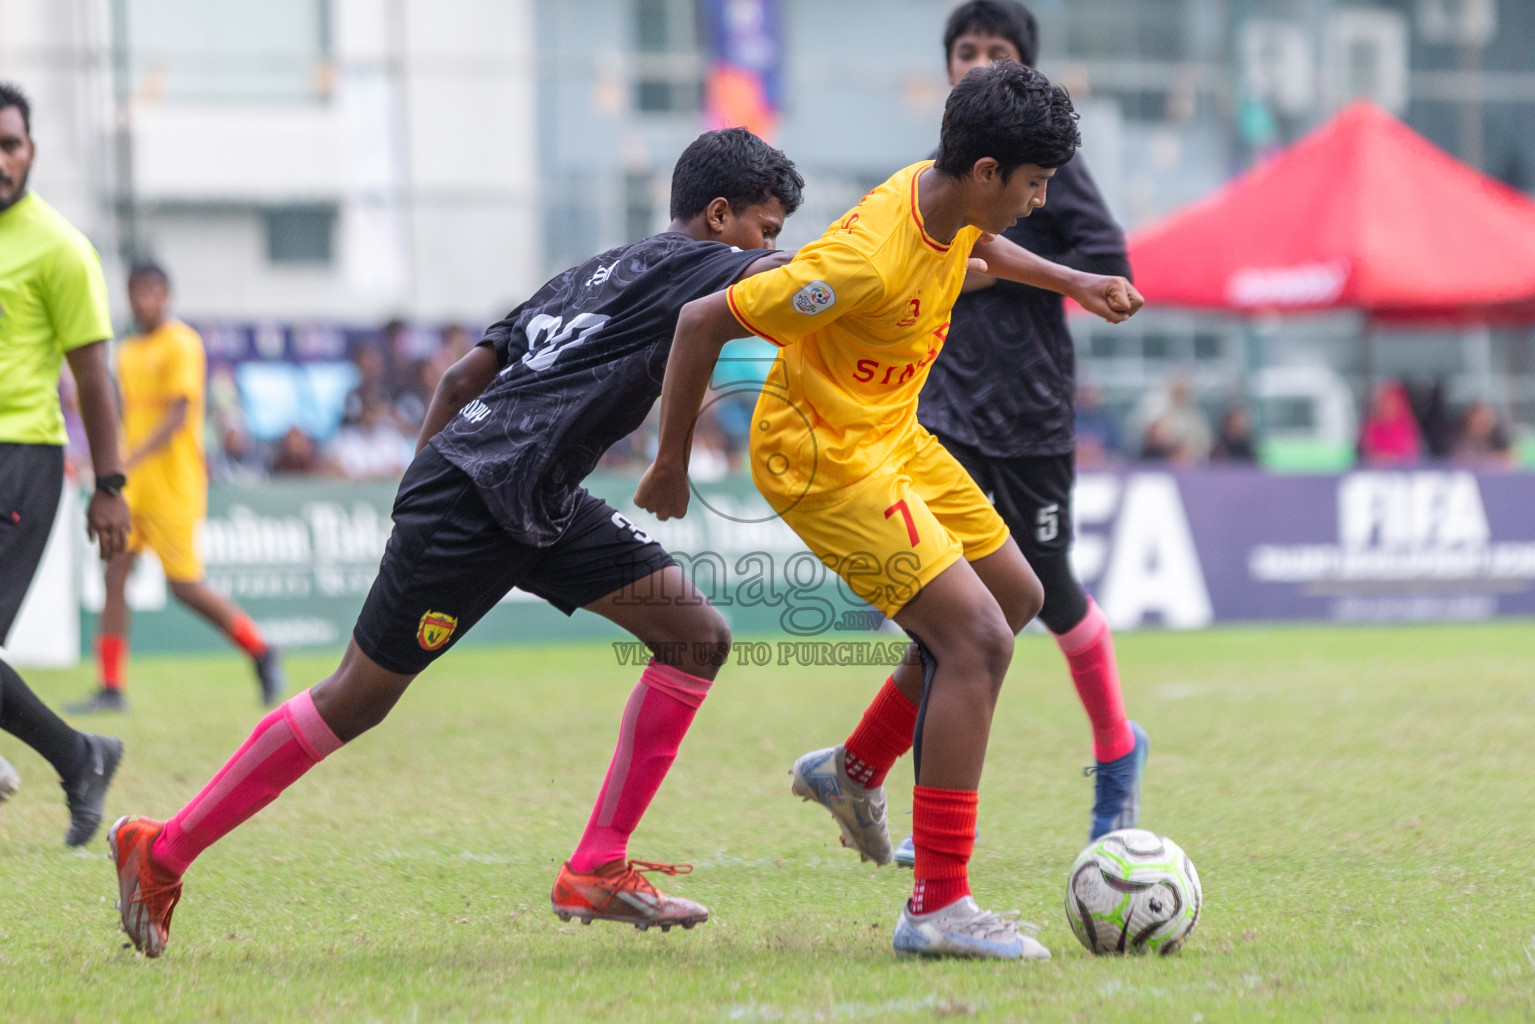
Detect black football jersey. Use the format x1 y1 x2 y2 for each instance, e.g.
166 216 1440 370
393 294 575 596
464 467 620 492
431 233 763 544
918 155 1130 458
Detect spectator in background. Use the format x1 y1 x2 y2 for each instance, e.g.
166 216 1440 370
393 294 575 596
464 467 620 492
1138 416 1183 463
1211 405 1258 463
342 342 393 427
326 394 411 479
392 358 440 432
688 405 730 482
1358 379 1423 466
1073 384 1122 467
210 425 266 485
710 392 755 473
1412 378 1455 458
1450 400 1512 469
383 317 439 395
381 318 409 387
271 426 322 475
1133 373 1212 463
439 323 475 365
205 362 246 438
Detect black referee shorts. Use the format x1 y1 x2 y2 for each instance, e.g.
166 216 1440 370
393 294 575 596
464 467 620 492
352 445 675 676
932 435 1075 563
0 443 64 643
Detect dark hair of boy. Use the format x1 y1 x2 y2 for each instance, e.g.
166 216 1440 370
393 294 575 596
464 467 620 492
128 261 170 288
944 1 1039 66
934 61 1079 179
668 127 804 222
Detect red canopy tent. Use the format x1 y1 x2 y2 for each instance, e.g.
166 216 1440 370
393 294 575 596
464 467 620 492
1127 102 1535 323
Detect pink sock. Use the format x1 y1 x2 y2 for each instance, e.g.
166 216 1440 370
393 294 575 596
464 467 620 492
1055 599 1135 763
567 660 712 873
152 689 343 874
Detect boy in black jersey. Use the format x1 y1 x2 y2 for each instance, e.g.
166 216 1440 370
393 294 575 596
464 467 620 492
108 129 803 958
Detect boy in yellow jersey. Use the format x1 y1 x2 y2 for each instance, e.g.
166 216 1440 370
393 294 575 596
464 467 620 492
70 264 286 713
637 62 1142 960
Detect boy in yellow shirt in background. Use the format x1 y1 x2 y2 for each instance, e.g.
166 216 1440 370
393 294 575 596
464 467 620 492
70 263 286 713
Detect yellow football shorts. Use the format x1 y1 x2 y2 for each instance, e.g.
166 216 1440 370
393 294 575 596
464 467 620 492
775 430 1010 617
126 497 205 583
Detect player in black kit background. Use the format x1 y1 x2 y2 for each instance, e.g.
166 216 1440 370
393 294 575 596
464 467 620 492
109 129 804 959
893 2 1149 865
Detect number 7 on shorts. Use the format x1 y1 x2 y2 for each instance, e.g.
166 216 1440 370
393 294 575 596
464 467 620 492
884 499 920 547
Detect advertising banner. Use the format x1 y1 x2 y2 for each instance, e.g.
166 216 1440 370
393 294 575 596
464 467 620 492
84 468 1535 657
701 0 784 142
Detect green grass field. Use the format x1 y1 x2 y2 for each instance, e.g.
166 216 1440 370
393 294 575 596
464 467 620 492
2 623 1533 1023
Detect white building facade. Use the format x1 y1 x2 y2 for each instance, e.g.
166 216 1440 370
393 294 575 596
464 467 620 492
2 0 540 325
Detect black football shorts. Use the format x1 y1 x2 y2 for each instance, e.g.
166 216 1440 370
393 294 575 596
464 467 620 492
352 445 674 675
0 443 65 642
931 435 1075 564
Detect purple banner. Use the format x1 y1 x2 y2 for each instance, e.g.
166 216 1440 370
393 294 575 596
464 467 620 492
192 321 455 365
701 0 784 141
1072 468 1535 628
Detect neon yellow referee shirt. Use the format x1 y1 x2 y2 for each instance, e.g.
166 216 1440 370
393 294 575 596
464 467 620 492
0 192 113 445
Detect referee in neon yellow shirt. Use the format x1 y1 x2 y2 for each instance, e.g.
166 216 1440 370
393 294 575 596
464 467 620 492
0 81 130 846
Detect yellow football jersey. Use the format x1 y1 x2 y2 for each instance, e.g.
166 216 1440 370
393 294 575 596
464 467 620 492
726 161 983 509
118 319 207 507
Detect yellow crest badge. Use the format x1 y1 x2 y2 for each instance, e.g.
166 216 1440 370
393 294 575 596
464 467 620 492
416 610 458 651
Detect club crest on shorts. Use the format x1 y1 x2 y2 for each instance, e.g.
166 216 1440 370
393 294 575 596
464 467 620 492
416 610 458 651
792 280 836 315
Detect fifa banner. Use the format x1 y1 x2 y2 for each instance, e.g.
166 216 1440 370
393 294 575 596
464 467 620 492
78 468 1535 658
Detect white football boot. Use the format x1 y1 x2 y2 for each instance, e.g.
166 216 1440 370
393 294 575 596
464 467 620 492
892 896 1050 961
790 745 893 865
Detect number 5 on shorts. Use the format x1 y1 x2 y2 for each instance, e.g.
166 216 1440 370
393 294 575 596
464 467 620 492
1036 503 1059 543
884 499 920 547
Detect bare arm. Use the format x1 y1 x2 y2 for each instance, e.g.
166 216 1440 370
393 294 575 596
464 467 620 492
633 252 788 518
961 268 998 293
737 249 793 279
64 340 131 558
972 234 1143 323
416 344 500 452
125 397 188 469
633 291 748 520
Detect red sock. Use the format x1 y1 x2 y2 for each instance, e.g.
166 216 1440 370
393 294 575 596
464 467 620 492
909 785 977 914
842 676 917 788
226 613 269 660
1055 599 1135 762
567 660 712 873
97 634 128 692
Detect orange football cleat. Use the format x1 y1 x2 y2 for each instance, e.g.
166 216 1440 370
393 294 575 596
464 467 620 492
551 859 709 931
109 816 184 958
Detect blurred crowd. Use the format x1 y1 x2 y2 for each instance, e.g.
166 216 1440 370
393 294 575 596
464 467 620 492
214 320 478 482
1079 372 1513 470
1354 379 1514 469
58 329 1521 483
62 320 478 483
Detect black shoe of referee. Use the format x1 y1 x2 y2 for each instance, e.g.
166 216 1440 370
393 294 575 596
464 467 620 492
66 688 128 714
254 648 288 707
63 733 124 847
